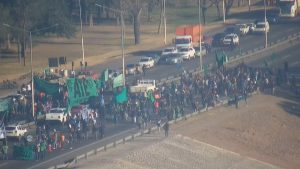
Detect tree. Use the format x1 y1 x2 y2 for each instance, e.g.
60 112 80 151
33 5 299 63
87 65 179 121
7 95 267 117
122 0 147 45
224 0 235 17
0 0 76 65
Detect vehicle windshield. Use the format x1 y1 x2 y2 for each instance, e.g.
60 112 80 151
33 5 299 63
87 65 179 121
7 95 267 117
50 109 64 113
5 127 16 130
256 24 265 28
179 48 189 52
164 49 173 52
127 64 135 68
175 38 190 44
239 25 246 29
140 58 149 62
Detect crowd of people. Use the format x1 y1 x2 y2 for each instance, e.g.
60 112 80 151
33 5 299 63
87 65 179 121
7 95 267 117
1 61 292 161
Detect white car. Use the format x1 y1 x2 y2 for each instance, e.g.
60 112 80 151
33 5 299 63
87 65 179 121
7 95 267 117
253 21 270 33
139 57 155 68
237 24 250 35
222 33 239 46
46 108 67 123
161 47 178 56
178 47 195 60
5 124 27 138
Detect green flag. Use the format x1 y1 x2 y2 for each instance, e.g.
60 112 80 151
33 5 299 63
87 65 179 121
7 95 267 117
101 68 109 82
115 87 128 104
0 97 11 113
34 77 59 96
147 90 155 103
113 74 124 88
66 77 98 107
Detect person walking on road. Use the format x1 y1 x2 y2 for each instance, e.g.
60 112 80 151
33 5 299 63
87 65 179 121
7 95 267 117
163 121 169 137
142 65 146 76
2 144 8 160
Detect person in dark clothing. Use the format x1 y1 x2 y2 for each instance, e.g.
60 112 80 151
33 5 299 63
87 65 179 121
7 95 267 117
235 94 239 109
142 65 146 76
163 121 169 137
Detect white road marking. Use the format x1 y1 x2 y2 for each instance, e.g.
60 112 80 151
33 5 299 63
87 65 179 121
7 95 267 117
175 134 280 169
290 61 299 66
0 162 8 167
282 54 291 59
27 128 136 169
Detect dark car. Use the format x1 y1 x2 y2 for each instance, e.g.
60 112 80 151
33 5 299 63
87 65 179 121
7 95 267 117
212 33 226 47
225 26 240 35
266 13 279 24
158 54 169 64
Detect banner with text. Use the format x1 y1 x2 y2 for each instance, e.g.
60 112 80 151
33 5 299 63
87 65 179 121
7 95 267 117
66 77 98 107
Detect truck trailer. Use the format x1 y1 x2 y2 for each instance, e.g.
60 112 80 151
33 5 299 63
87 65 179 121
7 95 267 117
278 0 300 17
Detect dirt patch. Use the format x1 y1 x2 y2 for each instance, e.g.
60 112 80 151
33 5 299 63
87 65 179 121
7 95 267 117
173 92 300 169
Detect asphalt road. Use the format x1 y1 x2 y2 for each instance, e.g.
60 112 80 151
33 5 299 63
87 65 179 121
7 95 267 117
86 17 300 82
0 15 300 169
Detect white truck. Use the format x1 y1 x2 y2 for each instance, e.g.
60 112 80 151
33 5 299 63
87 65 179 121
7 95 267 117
278 0 300 17
175 35 193 48
129 79 156 93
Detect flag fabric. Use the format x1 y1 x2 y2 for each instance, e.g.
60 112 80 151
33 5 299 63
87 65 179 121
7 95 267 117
66 77 98 107
113 74 124 88
34 77 59 96
0 97 11 114
147 90 155 103
0 120 6 139
101 68 109 82
115 87 128 104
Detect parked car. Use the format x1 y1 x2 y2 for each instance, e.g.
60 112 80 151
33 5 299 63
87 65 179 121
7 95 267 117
46 108 67 123
125 64 142 75
177 47 195 60
237 24 250 35
161 47 178 56
222 33 239 46
194 45 207 57
212 33 226 47
139 57 155 68
166 53 183 64
253 21 270 33
5 124 27 139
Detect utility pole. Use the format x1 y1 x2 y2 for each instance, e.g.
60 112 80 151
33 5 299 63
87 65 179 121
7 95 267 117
79 0 85 63
264 0 268 48
199 0 203 71
223 0 226 23
163 0 167 44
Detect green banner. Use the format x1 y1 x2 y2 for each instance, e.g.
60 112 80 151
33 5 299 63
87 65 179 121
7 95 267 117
216 51 227 67
101 68 109 82
34 77 59 95
115 87 128 104
66 77 98 107
0 97 11 113
113 74 124 88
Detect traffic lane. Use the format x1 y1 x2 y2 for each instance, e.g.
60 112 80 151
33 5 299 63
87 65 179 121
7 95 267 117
88 17 300 74
1 122 137 169
248 42 300 70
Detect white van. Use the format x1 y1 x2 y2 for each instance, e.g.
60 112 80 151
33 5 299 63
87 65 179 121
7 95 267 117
253 21 270 33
